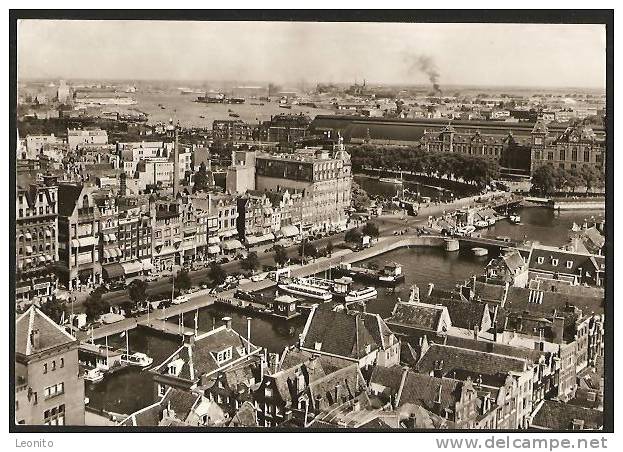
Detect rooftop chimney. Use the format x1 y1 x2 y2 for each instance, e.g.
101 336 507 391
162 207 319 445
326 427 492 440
222 316 232 330
427 283 435 297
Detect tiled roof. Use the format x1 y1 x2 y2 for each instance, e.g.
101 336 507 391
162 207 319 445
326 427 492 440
228 401 258 427
168 388 200 422
439 335 551 365
398 371 463 415
504 286 604 315
16 306 76 356
528 245 602 275
308 363 366 411
385 302 444 332
301 309 390 359
369 365 405 394
416 344 528 383
473 281 507 303
421 296 488 331
531 400 603 430
154 326 261 382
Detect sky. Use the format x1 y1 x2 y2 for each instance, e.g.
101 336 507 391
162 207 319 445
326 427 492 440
18 21 607 89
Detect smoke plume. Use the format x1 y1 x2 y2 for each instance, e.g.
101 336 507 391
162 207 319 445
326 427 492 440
404 54 441 95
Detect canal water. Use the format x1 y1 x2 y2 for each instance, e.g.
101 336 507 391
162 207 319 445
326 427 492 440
86 205 603 416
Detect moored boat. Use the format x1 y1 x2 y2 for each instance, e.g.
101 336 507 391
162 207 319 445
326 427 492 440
277 279 333 301
83 367 104 383
121 352 154 368
344 286 378 303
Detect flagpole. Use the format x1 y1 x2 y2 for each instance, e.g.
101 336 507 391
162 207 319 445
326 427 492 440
105 335 109 367
126 329 129 356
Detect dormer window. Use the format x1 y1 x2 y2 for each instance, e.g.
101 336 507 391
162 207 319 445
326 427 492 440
552 259 559 266
537 257 544 264
216 347 232 364
314 342 322 351
567 261 573 269
167 358 184 376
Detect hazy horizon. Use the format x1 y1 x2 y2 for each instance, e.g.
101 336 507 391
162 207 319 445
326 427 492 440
18 21 607 90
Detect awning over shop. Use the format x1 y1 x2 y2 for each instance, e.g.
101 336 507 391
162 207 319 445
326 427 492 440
24 232 32 240
46 254 54 262
25 246 33 253
103 249 111 259
121 261 143 275
222 239 243 251
246 233 275 246
208 236 220 245
73 236 98 247
207 245 221 254
103 263 125 280
221 230 238 238
279 225 300 238
45 230 52 237
141 259 154 271
38 255 46 263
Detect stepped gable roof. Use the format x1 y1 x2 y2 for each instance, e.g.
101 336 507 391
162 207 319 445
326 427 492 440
416 343 528 383
301 309 390 359
531 400 603 430
16 306 76 357
421 296 488 331
385 302 445 332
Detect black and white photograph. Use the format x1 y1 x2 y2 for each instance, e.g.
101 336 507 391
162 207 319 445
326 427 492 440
9 10 613 435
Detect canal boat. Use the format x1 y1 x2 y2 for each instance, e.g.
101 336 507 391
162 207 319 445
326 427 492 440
250 272 269 282
277 279 333 302
121 352 154 368
344 286 378 303
474 220 489 229
83 367 104 383
455 225 476 237
472 247 489 257
334 262 405 286
509 214 521 224
486 217 497 226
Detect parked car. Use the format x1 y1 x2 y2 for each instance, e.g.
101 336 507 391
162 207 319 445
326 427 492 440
172 295 189 305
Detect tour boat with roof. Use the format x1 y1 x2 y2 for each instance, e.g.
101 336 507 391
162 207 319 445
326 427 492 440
344 286 378 303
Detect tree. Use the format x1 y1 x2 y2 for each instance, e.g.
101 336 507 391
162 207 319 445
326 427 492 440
208 261 227 286
39 296 65 324
84 289 110 322
175 269 192 293
241 251 259 271
351 181 372 211
579 165 603 194
344 228 363 244
119 301 135 317
531 165 558 195
325 241 334 257
298 241 318 259
193 162 211 193
362 221 379 238
128 279 148 307
564 168 583 193
273 244 289 268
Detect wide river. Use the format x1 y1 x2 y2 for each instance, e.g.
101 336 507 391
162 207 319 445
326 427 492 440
86 202 603 417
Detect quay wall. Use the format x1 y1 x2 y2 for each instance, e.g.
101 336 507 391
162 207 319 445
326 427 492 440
552 200 605 211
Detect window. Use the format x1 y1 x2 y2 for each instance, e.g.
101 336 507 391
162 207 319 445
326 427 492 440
216 347 232 363
44 404 65 426
52 360 56 371
43 363 48 374
158 384 167 397
44 382 64 399
566 261 573 269
537 257 544 264
552 259 559 266
559 149 566 161
584 151 591 162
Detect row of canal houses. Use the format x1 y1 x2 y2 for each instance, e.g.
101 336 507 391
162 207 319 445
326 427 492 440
119 236 605 429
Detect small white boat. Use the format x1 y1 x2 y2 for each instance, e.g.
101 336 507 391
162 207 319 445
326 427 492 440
251 272 269 282
84 368 104 383
472 247 489 257
474 220 489 229
456 225 476 237
486 217 497 226
344 286 378 303
509 215 521 224
121 352 153 368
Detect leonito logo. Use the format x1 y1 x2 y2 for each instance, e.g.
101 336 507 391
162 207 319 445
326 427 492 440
15 439 54 448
